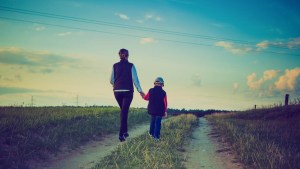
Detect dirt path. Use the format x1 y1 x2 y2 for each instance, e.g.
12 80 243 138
28 123 149 169
183 118 243 169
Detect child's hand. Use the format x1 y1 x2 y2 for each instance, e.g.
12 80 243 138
140 92 145 98
163 113 167 118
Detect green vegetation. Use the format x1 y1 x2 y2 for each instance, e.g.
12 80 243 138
206 104 300 169
93 114 198 169
0 106 148 169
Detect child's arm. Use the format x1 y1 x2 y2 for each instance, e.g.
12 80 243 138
143 92 150 101
163 95 168 117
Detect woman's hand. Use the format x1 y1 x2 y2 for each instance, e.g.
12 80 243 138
140 92 145 98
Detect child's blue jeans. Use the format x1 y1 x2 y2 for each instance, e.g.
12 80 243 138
149 115 162 139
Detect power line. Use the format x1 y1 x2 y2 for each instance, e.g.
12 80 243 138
0 16 218 47
1 16 298 57
0 16 299 56
0 5 295 50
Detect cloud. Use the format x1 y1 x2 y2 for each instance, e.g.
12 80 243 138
145 13 162 21
57 32 72 36
35 26 46 31
140 37 155 44
0 47 79 74
115 13 129 20
246 68 300 97
256 40 269 50
274 68 300 91
145 14 153 19
0 86 71 95
136 20 144 23
155 16 162 21
247 70 278 90
192 74 202 86
0 87 40 95
256 37 300 50
1 74 22 82
140 13 163 23
233 82 240 93
215 41 252 54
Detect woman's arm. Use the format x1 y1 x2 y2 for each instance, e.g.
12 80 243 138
131 64 143 93
110 66 114 86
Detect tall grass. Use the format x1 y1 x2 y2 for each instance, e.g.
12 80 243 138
93 114 198 169
0 106 148 169
207 104 300 169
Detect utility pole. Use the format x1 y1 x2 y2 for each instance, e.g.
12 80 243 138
31 95 34 107
285 94 289 106
76 95 79 107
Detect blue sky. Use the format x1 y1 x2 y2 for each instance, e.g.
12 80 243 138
0 0 299 110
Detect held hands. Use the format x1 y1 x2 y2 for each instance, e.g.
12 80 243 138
140 92 145 99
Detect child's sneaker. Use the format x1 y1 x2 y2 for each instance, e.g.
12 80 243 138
148 131 153 137
123 133 129 138
154 138 160 142
119 135 125 142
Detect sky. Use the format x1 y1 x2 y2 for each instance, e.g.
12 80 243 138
0 0 300 110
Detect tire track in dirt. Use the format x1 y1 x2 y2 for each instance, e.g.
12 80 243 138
183 118 243 169
28 123 150 169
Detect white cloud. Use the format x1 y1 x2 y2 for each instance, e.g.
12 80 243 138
256 37 300 50
233 82 240 93
155 16 162 21
233 82 239 89
192 74 202 86
256 40 269 50
116 13 129 20
215 41 252 54
145 14 153 19
136 20 144 23
0 47 80 74
246 68 300 97
247 70 278 90
57 32 72 36
287 38 300 49
136 13 163 23
35 26 46 31
274 68 300 91
140 37 155 44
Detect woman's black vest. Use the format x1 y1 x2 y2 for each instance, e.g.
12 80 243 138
113 59 134 92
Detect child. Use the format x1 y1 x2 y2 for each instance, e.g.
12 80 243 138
143 77 168 141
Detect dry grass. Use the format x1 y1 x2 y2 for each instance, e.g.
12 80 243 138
207 104 300 169
93 114 198 169
0 106 148 169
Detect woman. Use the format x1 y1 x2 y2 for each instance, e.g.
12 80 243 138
110 48 145 142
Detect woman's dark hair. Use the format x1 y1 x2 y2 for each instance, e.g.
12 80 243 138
119 48 129 57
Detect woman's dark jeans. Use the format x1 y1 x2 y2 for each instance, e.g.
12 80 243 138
114 91 133 136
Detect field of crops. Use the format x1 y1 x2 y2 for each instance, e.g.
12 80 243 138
206 104 300 169
92 114 198 169
0 106 148 169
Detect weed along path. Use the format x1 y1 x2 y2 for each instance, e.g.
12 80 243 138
28 123 150 169
183 118 243 169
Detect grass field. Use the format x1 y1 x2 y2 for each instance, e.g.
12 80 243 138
206 104 300 169
0 106 148 169
92 114 198 169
